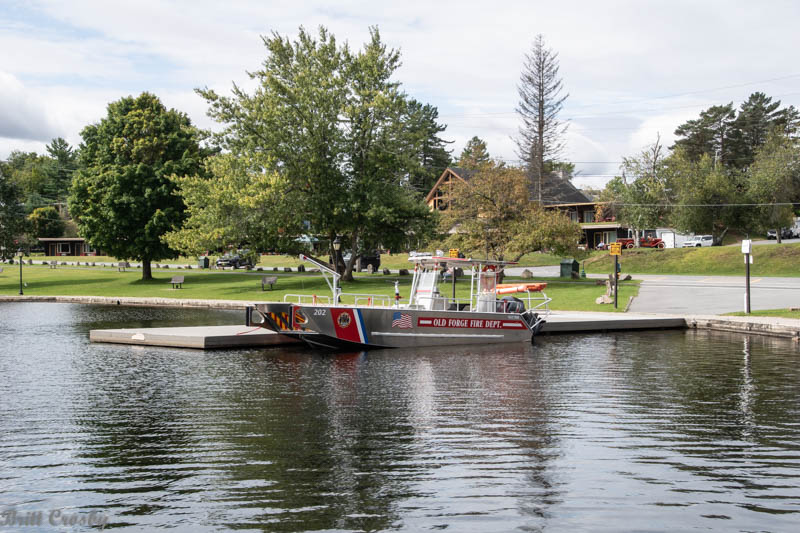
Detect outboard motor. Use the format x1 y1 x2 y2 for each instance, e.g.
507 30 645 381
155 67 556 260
497 295 525 314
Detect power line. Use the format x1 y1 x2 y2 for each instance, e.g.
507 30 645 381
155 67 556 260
605 202 798 207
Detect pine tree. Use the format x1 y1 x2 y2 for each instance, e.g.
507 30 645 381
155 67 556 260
516 34 569 203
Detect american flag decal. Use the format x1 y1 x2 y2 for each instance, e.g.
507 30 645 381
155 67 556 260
391 312 412 329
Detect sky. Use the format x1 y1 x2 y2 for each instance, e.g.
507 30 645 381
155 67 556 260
2 0 800 189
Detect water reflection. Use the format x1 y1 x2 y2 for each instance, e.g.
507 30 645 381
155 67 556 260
1 303 799 531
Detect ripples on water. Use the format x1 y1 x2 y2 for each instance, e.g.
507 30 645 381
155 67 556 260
0 303 799 532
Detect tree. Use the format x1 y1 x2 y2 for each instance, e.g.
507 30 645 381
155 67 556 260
402 99 451 193
613 136 670 245
190 26 438 280
673 93 800 170
748 132 799 242
45 137 78 202
0 172 26 259
665 150 749 245
441 161 581 262
516 34 569 204
68 92 207 280
673 104 736 167
2 150 55 211
28 206 65 239
456 136 491 169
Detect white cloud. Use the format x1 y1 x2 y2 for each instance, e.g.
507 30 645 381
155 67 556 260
0 71 61 144
2 0 800 177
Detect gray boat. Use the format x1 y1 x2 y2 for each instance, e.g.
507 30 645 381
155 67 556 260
252 254 550 350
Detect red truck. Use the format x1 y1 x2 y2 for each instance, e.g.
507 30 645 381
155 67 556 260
614 237 665 249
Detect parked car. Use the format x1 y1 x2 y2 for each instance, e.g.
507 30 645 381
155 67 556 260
332 250 382 271
216 251 254 269
614 237 665 249
681 235 714 247
767 228 795 240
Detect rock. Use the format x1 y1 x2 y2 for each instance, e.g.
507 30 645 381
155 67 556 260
256 267 262 271
399 269 409 276
284 267 292 273
596 294 614 304
273 267 279 272
297 264 305 272
367 264 374 274
521 269 532 279
382 268 391 275
622 274 632 281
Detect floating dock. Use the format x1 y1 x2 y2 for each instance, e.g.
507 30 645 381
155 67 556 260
89 325 300 349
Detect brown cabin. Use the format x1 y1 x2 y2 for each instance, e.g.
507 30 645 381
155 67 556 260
37 237 100 257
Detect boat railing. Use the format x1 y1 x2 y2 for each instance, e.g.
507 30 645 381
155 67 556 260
350 294 404 307
283 294 332 304
520 291 551 315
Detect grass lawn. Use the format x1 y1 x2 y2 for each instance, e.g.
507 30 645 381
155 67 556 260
726 309 800 319
583 242 800 277
27 250 566 270
0 265 638 313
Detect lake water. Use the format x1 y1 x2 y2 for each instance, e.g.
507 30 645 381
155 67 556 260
1 302 799 532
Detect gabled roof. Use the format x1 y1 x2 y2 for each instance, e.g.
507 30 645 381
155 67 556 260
425 167 478 203
426 166 592 206
538 175 593 204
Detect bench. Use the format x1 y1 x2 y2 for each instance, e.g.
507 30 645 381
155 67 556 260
261 276 278 291
49 261 57 269
118 261 130 272
170 275 184 289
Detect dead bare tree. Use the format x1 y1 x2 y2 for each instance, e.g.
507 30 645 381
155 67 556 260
516 34 569 204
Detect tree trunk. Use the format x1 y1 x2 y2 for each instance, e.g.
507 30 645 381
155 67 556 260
142 258 152 280
776 230 782 244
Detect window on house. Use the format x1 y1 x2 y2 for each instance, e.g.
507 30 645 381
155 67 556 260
58 243 70 254
583 210 594 223
569 211 578 222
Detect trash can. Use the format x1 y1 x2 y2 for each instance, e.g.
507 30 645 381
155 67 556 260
560 258 579 278
198 256 209 269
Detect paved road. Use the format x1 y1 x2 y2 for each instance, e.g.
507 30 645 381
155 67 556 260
505 266 800 315
628 274 800 314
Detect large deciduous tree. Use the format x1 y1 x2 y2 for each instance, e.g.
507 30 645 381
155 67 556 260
68 92 207 280
748 132 799 242
186 26 439 280
441 161 582 262
28 206 65 239
665 149 749 245
516 34 569 204
0 172 26 259
613 137 671 245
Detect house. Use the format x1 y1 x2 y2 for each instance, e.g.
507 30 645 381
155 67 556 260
37 237 100 256
426 166 630 249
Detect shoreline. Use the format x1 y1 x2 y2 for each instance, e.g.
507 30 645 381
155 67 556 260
3 295 800 341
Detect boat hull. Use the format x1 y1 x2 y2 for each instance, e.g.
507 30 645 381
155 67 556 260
253 303 543 350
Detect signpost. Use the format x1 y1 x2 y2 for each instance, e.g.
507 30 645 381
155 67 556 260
609 242 622 309
741 239 752 314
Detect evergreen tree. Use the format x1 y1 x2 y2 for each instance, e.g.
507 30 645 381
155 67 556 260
456 136 491 169
515 34 569 203
45 137 78 202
